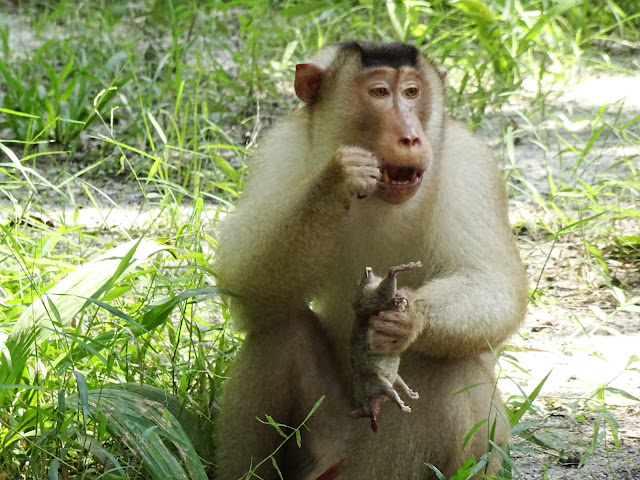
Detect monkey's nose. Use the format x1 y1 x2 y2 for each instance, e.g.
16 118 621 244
399 136 422 148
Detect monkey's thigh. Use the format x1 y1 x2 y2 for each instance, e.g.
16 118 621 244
341 353 508 480
215 307 350 480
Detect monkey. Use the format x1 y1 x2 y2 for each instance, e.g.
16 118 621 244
213 41 528 479
351 262 422 432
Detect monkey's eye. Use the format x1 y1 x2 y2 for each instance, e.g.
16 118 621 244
403 87 419 98
369 87 389 98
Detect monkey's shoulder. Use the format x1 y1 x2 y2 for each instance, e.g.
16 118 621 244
442 120 494 167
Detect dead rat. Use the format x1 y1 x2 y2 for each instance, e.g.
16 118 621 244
350 261 422 432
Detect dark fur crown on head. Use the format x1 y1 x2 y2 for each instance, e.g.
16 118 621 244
340 41 420 69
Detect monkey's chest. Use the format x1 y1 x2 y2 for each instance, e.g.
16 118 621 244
340 203 428 277
313 205 429 367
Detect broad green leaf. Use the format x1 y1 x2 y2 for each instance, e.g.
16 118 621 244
67 387 207 480
0 239 168 388
73 370 90 426
450 0 495 23
516 0 580 56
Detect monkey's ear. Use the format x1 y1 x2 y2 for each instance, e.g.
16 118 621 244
437 67 447 81
294 63 324 103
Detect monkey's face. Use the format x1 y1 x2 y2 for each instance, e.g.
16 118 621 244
351 66 432 205
295 43 444 205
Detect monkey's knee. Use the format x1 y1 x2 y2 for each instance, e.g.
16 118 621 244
287 308 349 407
215 330 296 480
458 386 509 476
285 309 352 473
216 309 349 480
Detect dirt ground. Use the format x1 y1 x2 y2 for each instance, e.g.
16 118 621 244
493 71 640 478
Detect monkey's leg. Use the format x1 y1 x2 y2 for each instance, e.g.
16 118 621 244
291 308 352 479
216 307 350 480
394 374 419 400
215 324 294 480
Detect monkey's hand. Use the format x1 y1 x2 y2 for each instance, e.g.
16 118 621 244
325 146 380 206
367 309 416 356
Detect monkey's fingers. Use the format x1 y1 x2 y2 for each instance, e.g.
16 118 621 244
339 145 376 160
347 175 378 200
368 311 414 355
345 167 381 186
326 146 380 204
332 147 380 200
339 148 380 173
338 147 379 172
344 163 380 176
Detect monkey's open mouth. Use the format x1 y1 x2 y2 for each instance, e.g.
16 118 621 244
377 165 424 204
379 166 423 186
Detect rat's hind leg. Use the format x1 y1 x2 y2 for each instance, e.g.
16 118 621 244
394 374 419 400
378 374 411 412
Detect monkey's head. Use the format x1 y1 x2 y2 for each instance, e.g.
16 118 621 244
295 42 446 205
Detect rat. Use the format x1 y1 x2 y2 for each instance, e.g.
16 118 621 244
350 261 422 432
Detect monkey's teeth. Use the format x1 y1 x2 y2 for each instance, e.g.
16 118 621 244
380 166 423 185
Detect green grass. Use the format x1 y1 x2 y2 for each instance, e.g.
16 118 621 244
1 0 639 479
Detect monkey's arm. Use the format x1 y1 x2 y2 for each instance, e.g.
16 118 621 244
370 123 528 358
370 243 527 359
215 174 346 320
408 266 527 357
215 118 378 324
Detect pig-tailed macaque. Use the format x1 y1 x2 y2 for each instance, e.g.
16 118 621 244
214 41 528 479
351 262 422 432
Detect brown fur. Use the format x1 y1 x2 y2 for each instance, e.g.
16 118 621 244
213 41 528 479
